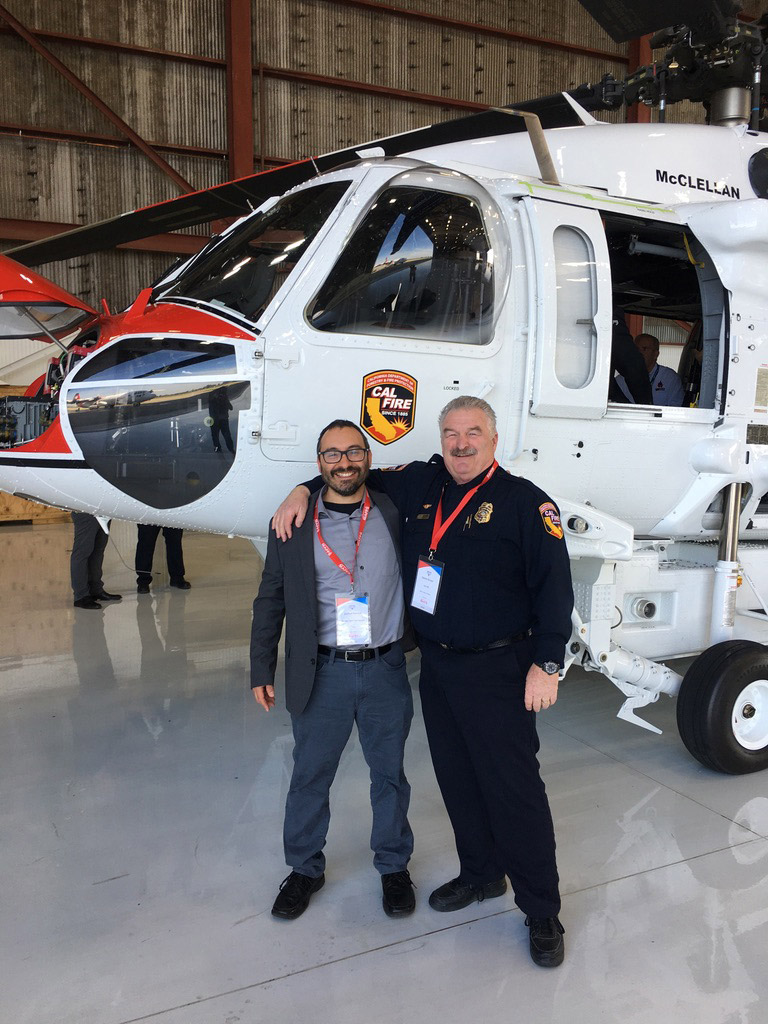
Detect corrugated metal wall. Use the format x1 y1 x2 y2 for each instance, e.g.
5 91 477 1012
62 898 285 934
0 0 230 319
0 137 225 226
255 0 626 162
5 0 225 58
1 39 225 150
0 0 722 383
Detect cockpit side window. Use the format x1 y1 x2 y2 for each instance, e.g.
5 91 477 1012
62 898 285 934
603 213 725 410
308 186 495 345
157 181 351 322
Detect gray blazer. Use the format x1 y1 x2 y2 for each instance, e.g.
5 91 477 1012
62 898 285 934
250 488 407 715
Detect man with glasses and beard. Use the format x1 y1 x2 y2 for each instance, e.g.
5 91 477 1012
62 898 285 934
274 397 573 967
250 419 416 921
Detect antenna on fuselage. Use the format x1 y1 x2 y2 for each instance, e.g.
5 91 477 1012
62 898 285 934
490 108 560 186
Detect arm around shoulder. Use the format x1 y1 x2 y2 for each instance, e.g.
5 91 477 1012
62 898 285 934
272 484 314 541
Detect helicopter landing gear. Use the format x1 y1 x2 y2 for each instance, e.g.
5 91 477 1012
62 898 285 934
676 640 768 774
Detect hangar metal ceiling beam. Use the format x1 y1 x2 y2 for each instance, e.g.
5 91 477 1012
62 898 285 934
0 20 496 114
627 35 653 124
225 0 254 180
265 64 489 110
0 121 227 159
0 2 195 194
0 24 224 67
0 121 292 167
0 11 629 69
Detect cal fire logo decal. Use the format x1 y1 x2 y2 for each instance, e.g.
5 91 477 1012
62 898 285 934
361 370 417 445
539 502 563 540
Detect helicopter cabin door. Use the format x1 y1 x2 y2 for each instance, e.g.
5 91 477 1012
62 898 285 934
522 197 613 419
256 168 510 467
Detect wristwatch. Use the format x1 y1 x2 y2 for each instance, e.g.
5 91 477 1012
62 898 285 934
536 661 560 675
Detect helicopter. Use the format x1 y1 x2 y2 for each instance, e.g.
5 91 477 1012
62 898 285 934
2 0 768 775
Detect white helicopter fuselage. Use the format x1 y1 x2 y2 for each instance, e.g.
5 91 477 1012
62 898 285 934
4 115 768 763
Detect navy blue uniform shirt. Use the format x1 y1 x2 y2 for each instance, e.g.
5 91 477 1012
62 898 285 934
367 457 573 663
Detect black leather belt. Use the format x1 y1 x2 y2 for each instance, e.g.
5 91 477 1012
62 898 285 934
438 632 529 653
318 642 395 662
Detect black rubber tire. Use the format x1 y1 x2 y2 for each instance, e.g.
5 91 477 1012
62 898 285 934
676 639 768 774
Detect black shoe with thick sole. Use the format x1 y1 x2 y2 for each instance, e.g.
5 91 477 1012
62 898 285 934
93 591 122 601
73 597 103 610
525 916 565 968
137 581 151 594
428 876 507 912
271 871 325 919
170 578 191 590
381 870 416 917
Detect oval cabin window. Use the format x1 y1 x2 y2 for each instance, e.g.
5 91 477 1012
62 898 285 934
553 226 597 390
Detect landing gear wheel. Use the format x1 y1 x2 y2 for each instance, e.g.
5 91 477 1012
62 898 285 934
676 640 768 774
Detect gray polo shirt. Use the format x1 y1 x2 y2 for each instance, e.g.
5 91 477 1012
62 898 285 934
313 490 404 648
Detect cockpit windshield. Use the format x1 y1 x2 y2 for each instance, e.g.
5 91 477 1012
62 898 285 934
156 180 351 322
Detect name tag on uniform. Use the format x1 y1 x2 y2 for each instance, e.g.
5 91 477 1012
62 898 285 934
410 556 444 616
335 594 372 647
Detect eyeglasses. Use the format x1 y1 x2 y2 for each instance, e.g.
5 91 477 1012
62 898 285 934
318 446 369 464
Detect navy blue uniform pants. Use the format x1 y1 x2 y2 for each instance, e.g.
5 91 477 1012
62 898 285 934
135 525 185 584
419 638 560 919
284 643 414 878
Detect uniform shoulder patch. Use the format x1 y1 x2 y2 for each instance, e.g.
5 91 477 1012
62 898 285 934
538 501 563 539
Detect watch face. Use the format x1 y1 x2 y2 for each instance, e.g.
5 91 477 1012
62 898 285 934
540 661 559 675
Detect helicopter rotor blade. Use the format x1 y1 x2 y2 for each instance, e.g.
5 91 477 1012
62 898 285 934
5 86 617 269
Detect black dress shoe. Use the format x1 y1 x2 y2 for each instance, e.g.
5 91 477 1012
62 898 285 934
93 591 122 601
381 870 415 917
428 876 507 912
170 578 191 590
271 871 324 919
525 916 565 968
73 597 102 610
137 581 151 594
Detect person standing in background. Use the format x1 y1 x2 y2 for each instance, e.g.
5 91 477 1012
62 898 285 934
70 512 121 610
135 524 191 593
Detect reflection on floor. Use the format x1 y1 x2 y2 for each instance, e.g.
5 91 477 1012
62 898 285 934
1 521 767 1024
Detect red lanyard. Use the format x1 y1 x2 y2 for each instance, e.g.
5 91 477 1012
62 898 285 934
314 490 371 586
429 460 498 558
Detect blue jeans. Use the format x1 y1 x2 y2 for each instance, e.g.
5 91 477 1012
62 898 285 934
284 642 414 877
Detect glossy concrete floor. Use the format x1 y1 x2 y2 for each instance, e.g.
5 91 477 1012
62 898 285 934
1 520 767 1024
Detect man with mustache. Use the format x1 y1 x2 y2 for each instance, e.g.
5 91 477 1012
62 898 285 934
250 419 415 920
274 397 573 966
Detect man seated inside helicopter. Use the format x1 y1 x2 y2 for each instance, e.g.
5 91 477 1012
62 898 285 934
608 313 652 405
615 332 685 407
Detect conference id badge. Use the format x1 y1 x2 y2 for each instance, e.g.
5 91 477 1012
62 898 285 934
410 556 444 616
335 594 372 647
